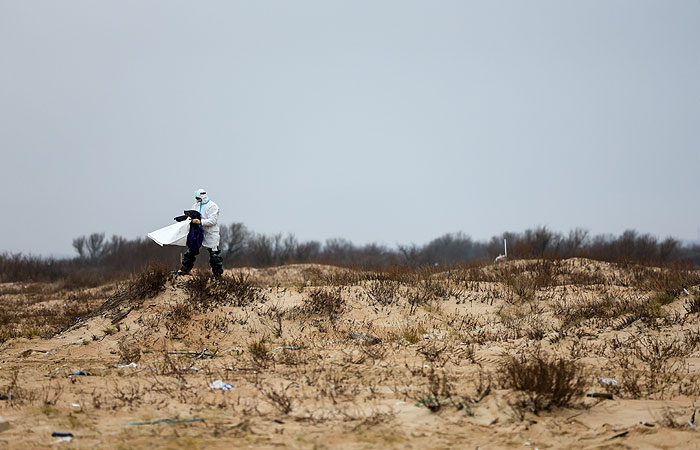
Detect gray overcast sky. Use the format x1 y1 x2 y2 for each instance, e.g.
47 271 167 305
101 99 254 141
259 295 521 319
1 1 699 256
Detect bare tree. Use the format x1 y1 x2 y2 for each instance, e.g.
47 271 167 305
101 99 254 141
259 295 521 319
564 228 589 254
220 223 250 263
294 240 321 262
72 236 87 258
85 233 106 259
279 234 298 263
398 243 421 267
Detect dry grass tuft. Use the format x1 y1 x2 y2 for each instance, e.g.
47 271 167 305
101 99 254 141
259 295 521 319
295 288 347 322
183 271 261 308
98 264 170 314
499 349 587 411
117 337 142 364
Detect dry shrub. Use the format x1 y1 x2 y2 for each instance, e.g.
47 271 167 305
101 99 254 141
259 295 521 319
296 288 346 321
117 337 142 364
356 341 388 363
417 277 456 300
248 338 272 368
633 265 700 297
259 383 295 414
634 335 688 371
168 302 193 322
150 350 197 376
258 303 285 338
391 323 426 344
323 268 373 286
685 289 700 315
405 279 444 314
365 279 401 307
415 369 454 412
497 302 549 341
493 260 562 301
418 342 451 368
99 264 170 313
118 264 170 300
602 334 693 399
412 367 480 415
552 291 669 330
499 349 587 411
1 369 28 406
38 380 63 406
0 298 95 342
184 271 260 308
564 267 607 286
108 382 147 410
274 347 305 366
58 270 112 290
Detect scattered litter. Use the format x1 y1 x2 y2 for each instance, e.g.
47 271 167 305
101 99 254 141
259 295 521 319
640 421 654 427
114 363 138 369
495 239 508 263
415 397 439 407
684 288 691 295
0 394 12 400
690 410 698 432
607 431 628 440
349 331 382 345
51 432 74 437
165 349 217 359
209 380 234 390
71 403 80 408
272 419 285 424
423 364 431 369
587 392 613 400
457 402 475 416
52 436 73 444
126 417 204 426
395 401 407 405
271 346 298 352
69 372 92 377
689 421 698 432
598 378 618 385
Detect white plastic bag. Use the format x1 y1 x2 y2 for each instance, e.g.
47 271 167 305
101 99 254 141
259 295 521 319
147 221 190 247
209 379 234 390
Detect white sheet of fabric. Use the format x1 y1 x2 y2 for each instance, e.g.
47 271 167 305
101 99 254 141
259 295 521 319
192 188 220 249
147 221 190 247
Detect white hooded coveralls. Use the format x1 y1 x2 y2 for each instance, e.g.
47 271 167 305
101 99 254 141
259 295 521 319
192 188 220 250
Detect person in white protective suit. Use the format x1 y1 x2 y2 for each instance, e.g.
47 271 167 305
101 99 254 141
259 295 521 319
178 188 223 276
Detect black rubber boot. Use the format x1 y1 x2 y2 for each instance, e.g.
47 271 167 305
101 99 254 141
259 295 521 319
208 248 224 277
180 247 200 273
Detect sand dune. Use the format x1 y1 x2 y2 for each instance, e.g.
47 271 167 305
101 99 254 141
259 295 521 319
1 258 699 448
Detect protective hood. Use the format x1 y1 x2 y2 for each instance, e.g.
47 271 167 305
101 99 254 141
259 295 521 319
194 188 209 204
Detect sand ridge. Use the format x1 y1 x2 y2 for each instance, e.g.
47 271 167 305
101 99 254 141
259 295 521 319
1 258 699 448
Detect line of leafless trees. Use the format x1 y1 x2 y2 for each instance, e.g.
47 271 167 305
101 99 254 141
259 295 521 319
1 224 698 283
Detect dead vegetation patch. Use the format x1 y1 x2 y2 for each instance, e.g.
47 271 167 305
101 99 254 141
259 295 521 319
499 348 587 411
183 271 261 308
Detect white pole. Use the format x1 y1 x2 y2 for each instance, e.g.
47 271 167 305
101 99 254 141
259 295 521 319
504 239 508 258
